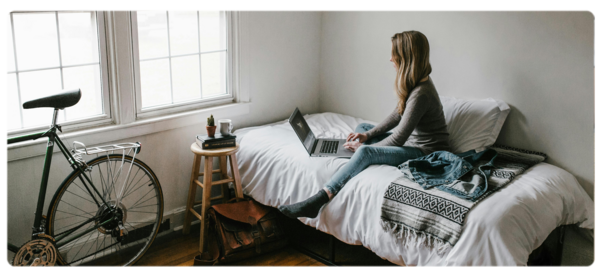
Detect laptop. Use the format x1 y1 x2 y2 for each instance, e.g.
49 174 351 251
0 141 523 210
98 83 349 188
289 108 354 158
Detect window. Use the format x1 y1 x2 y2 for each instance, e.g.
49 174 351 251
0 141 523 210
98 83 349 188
7 11 110 134
7 11 238 136
132 11 231 118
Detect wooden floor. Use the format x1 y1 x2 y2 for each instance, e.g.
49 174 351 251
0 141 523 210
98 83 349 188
135 217 402 269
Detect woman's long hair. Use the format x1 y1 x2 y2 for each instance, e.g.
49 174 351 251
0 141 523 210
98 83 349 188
391 31 432 115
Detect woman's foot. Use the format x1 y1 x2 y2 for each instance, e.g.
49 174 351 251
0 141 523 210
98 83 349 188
278 190 330 219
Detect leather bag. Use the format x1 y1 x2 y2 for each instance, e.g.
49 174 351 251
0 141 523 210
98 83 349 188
193 199 288 265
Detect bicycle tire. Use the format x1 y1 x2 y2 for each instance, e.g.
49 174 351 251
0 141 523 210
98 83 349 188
46 154 164 266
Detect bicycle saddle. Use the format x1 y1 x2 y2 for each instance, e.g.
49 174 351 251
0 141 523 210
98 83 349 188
22 89 81 110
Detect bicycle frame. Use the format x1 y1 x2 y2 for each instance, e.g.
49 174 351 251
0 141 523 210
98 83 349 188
8 109 115 253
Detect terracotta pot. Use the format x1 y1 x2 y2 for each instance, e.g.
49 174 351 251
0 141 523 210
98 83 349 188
206 126 217 137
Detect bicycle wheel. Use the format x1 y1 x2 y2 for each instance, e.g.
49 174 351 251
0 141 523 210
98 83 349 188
47 154 164 266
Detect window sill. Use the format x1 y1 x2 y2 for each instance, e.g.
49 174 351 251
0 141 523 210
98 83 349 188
7 102 250 162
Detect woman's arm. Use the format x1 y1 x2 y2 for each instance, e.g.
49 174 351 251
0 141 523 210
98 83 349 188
370 92 430 147
364 107 402 139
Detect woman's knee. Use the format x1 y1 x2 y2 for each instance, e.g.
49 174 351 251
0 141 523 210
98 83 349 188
355 123 373 133
354 144 375 158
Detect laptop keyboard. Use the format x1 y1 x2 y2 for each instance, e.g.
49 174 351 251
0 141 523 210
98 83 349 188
320 140 339 154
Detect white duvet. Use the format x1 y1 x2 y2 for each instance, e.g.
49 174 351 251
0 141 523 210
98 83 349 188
234 113 594 266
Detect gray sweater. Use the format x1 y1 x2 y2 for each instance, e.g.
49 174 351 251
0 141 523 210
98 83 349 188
365 78 450 154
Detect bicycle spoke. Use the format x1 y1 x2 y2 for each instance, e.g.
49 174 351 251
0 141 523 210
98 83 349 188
103 154 114 200
128 188 155 210
65 223 96 261
54 210 96 221
92 235 107 263
72 181 99 204
81 233 101 264
106 155 116 200
73 176 100 206
116 154 137 203
54 217 97 235
97 163 109 200
127 210 158 214
54 216 97 238
129 204 158 210
108 157 123 202
123 180 152 199
69 240 119 265
123 168 145 199
120 168 142 201
129 195 157 210
50 154 163 266
65 189 96 204
58 200 96 218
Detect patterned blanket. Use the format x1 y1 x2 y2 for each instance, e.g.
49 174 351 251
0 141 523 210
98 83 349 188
380 145 547 254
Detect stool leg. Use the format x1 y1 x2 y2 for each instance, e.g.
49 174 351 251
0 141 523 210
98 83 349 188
199 156 213 253
228 153 244 199
219 156 230 202
183 154 201 235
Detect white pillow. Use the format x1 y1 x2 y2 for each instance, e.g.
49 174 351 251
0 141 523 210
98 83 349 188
439 96 510 154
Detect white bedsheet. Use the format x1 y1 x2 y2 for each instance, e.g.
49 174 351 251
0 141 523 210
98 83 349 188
234 112 594 266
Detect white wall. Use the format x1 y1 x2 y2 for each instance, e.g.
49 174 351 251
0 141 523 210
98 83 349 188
319 12 594 198
6 11 594 266
7 11 322 249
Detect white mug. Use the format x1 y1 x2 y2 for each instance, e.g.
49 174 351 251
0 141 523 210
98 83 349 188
219 119 233 136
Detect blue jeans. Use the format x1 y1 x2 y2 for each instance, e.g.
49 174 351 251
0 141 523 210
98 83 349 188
324 123 425 195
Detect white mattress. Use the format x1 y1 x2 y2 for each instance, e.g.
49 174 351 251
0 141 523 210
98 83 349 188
233 112 594 266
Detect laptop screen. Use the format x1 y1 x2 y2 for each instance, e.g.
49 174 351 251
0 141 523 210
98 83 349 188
289 108 314 152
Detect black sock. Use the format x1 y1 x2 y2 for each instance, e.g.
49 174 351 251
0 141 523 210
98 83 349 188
278 190 330 219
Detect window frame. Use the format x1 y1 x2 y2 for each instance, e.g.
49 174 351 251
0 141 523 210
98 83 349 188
7 11 248 162
7 11 113 137
130 11 237 120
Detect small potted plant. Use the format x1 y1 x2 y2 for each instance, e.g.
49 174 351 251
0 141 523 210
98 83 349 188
206 114 216 137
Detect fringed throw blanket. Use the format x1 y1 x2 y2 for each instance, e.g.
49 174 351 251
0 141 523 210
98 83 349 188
380 145 547 254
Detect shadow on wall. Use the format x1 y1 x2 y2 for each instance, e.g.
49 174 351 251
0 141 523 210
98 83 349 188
496 105 534 148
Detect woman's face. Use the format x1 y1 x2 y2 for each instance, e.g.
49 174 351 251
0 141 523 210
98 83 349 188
390 43 399 70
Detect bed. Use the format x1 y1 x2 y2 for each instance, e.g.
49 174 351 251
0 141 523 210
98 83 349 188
231 106 593 266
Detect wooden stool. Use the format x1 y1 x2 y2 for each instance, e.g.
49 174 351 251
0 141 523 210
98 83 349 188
183 143 244 253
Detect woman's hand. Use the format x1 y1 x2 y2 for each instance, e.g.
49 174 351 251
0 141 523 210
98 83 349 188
344 132 367 151
346 132 368 143
343 141 362 152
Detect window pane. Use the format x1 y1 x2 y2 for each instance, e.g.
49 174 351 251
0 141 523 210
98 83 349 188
7 18 15 72
12 12 60 71
169 11 199 56
172 55 201 103
63 65 103 120
58 12 100 66
7 74 21 130
19 69 63 128
140 59 171 108
137 11 169 60
201 52 227 97
199 11 227 52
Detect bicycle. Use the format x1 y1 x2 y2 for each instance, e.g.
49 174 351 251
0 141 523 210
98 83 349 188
7 89 164 266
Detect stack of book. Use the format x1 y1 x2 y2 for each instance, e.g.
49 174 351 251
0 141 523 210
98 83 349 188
196 133 237 150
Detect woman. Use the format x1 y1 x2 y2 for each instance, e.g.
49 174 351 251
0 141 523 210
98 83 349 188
278 31 450 219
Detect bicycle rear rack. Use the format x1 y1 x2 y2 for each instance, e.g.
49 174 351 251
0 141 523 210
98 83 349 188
72 141 141 156
71 141 143 207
